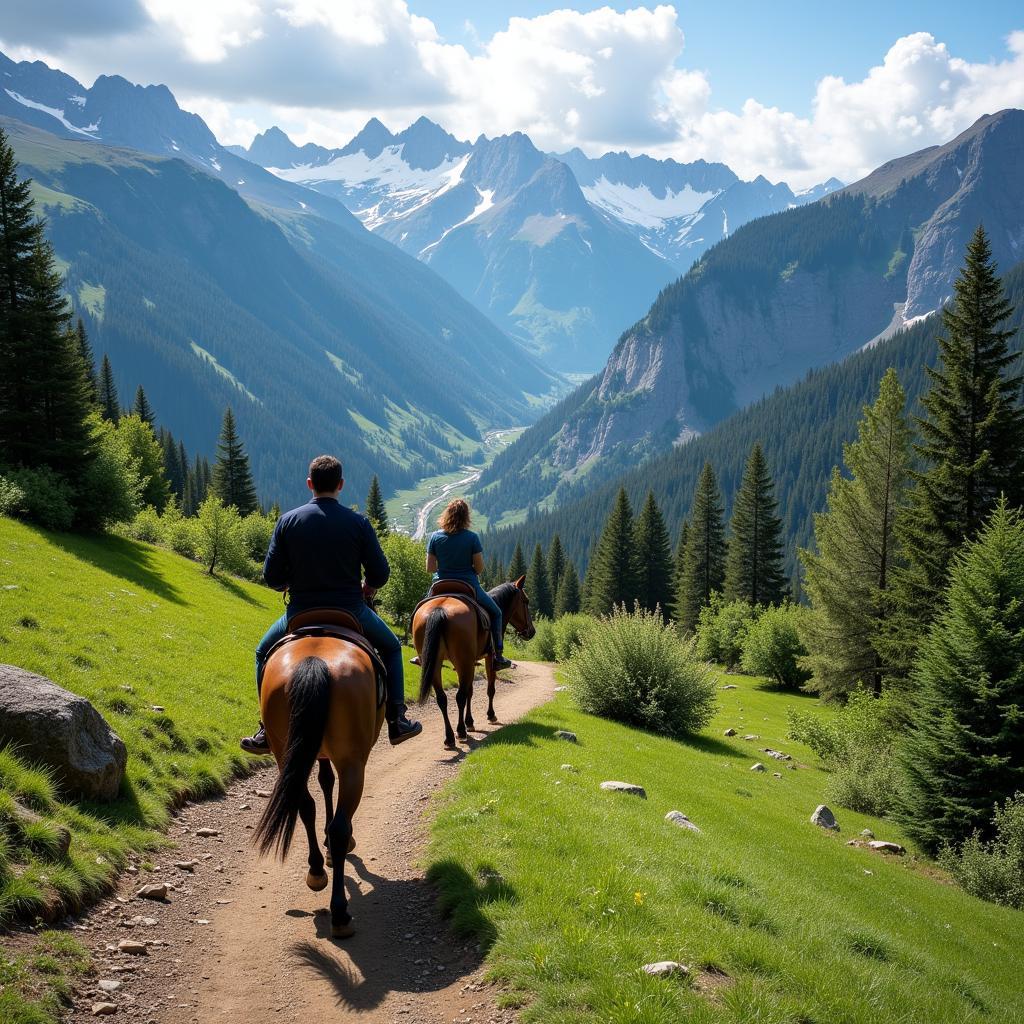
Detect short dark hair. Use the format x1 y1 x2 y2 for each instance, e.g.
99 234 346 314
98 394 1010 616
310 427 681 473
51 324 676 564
309 454 342 492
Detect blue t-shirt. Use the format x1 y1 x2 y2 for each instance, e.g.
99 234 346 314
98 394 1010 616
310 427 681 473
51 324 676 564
427 528 483 582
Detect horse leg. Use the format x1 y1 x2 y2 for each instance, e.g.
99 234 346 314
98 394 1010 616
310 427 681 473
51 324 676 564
486 655 498 723
298 788 328 892
327 761 365 939
434 684 457 750
318 759 336 866
455 673 468 741
459 663 477 734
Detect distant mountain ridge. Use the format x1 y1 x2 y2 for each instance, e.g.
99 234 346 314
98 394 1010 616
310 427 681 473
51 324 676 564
472 109 1024 524
240 119 841 371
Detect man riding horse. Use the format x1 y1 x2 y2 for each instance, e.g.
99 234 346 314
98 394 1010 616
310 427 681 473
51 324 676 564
241 454 422 753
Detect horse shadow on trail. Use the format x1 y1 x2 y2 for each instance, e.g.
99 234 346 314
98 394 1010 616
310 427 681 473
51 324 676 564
286 854 515 1011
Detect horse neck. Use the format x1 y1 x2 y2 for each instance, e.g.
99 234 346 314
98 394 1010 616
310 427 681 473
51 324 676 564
489 583 514 618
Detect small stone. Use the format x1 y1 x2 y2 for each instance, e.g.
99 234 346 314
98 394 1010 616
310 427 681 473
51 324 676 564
97 980 121 993
239 803 251 810
254 790 271 799
720 684 738 690
92 1002 118 1016
195 828 220 837
554 731 577 743
860 829 875 839
763 748 791 760
868 840 905 855
742 734 759 741
723 728 737 737
600 781 646 798
560 764 577 772
773 772 782 778
553 685 567 692
150 706 165 713
136 884 167 901
117 939 148 955
174 861 198 872
641 961 689 979
195 918 211 925
665 811 701 833
810 805 840 831
750 763 766 772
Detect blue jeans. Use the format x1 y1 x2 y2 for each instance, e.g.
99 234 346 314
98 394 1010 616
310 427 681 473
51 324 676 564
429 577 504 653
255 604 405 708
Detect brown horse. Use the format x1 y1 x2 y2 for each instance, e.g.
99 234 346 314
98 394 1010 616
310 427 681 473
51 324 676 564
253 633 384 939
413 576 536 749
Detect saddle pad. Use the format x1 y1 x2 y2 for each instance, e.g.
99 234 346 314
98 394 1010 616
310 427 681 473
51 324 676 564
265 626 387 708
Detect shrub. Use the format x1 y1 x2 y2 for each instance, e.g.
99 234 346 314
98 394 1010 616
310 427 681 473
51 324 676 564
239 511 274 563
0 475 27 518
939 793 1024 909
694 594 758 670
3 467 75 532
552 613 595 662
194 496 245 575
126 507 162 544
788 689 900 815
75 413 143 530
527 619 557 661
567 604 717 737
377 533 431 642
741 603 811 688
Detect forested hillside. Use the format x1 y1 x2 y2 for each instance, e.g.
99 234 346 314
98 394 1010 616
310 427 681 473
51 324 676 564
484 260 1024 579
6 118 555 506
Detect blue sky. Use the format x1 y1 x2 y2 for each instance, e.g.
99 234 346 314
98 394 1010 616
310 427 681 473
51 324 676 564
2 1 1023 187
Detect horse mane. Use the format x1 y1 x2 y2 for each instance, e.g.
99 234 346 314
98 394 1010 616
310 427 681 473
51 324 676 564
488 581 517 615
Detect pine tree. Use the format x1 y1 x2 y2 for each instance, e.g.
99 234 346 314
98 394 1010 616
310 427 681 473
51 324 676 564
554 561 581 617
364 475 389 535
896 500 1024 853
671 519 689 619
133 385 155 426
508 543 527 582
211 407 258 515
677 463 727 631
888 226 1024 672
161 430 185 499
99 354 120 423
634 491 674 618
528 543 553 618
269 501 281 521
725 444 787 606
801 370 912 698
76 318 98 405
585 488 639 614
547 535 566 597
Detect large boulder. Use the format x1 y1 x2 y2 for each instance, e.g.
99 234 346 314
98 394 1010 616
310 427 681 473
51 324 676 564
0 665 127 800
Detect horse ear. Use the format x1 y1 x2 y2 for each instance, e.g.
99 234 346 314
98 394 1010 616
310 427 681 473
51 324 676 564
515 574 526 589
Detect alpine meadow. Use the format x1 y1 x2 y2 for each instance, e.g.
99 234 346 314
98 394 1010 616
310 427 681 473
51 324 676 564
1 6 1024 1024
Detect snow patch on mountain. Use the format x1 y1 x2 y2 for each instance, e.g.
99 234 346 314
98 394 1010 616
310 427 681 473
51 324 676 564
420 187 494 256
4 89 98 137
581 177 717 229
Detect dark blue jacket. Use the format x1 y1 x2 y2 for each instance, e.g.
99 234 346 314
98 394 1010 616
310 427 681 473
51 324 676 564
263 496 389 616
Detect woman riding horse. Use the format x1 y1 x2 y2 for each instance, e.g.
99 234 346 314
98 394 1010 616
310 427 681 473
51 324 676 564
426 498 512 671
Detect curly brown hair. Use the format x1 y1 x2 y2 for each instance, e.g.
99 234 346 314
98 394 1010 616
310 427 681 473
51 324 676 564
438 497 471 533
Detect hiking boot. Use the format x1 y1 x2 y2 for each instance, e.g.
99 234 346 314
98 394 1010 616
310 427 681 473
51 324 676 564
493 654 513 671
409 655 421 666
387 704 423 745
240 722 270 755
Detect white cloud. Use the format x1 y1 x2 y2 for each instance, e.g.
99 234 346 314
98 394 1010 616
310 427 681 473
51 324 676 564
1 3 1022 188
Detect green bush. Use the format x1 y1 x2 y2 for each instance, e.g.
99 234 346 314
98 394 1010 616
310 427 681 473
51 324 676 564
126 507 162 544
3 468 74 532
567 604 717 737
741 603 811 688
158 499 198 559
694 594 758 670
75 413 143 530
0 476 27 518
939 793 1024 909
788 689 900 816
239 511 274 563
527 619 557 661
194 496 245 576
377 533 431 642
552 613 595 662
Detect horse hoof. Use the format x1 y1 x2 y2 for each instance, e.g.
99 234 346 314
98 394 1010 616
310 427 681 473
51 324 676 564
456 730 468 741
325 851 333 868
331 921 356 939
465 720 475 732
487 713 498 724
347 834 356 853
306 871 329 892
444 740 457 751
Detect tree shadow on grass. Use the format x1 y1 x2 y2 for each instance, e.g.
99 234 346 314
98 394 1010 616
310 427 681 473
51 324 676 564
54 533 187 606
211 572 261 606
475 721 559 749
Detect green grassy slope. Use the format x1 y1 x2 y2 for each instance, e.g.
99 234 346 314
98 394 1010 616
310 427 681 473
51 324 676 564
427 676 1024 1023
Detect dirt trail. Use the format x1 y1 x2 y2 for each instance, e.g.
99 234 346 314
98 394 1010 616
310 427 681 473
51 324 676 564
65 663 556 1024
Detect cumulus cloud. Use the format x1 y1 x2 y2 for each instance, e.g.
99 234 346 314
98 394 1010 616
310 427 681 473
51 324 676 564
1 2 1022 187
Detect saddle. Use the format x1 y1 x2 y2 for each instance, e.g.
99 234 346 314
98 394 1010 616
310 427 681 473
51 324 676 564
264 608 387 707
413 580 492 639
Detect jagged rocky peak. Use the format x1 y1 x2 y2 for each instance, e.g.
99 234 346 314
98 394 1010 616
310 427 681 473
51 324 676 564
338 116 395 158
464 131 545 197
392 116 470 170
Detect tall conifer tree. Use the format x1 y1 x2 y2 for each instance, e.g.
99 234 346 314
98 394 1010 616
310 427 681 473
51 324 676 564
212 407 258 515
528 543 553 618
888 226 1024 671
897 500 1024 853
634 491 674 618
508 543 527 582
585 488 639 614
76 318 98 405
677 463 727 631
547 535 566 598
99 354 120 423
725 444 787 606
133 385 155 426
801 370 911 698
554 561 581 617
365 475 389 535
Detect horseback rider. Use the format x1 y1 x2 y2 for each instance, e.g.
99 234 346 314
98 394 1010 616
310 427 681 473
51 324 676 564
426 498 513 671
241 455 422 754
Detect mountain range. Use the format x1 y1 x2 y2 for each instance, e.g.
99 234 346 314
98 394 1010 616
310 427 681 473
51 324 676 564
0 53 559 505
473 108 1024 526
237 120 841 371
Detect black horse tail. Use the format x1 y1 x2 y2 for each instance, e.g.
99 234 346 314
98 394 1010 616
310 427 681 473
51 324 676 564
253 656 330 859
418 606 447 703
